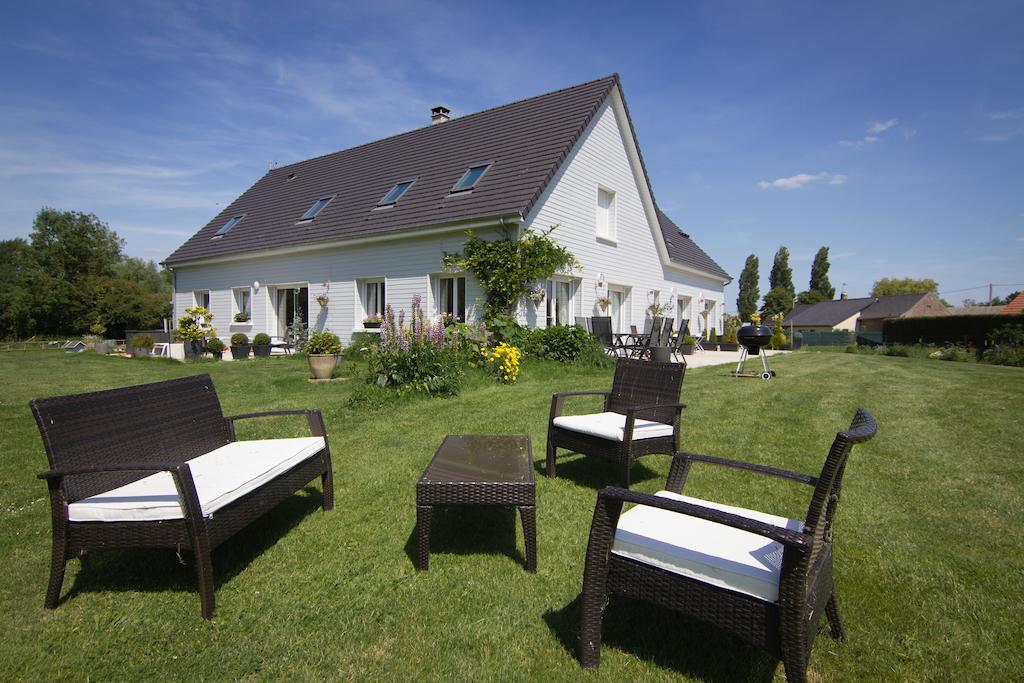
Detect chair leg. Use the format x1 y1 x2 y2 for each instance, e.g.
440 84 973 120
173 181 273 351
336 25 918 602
519 505 537 572
191 534 216 620
826 591 847 641
44 532 69 609
415 505 433 571
321 462 335 511
781 653 809 683
546 438 557 478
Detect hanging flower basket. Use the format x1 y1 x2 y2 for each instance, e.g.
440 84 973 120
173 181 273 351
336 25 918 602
527 285 546 307
315 294 329 308
595 296 612 312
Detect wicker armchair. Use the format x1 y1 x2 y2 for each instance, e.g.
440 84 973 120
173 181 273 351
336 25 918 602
546 357 686 487
578 408 878 682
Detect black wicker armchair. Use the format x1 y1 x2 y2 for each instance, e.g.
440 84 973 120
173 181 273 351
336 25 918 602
546 357 686 487
578 408 878 682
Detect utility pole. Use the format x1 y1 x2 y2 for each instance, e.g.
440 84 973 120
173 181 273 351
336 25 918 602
989 283 993 304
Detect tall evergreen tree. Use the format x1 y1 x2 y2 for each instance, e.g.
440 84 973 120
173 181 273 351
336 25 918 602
808 247 835 299
762 246 795 316
736 254 759 321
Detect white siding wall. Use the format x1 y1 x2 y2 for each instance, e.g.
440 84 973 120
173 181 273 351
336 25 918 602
522 93 726 335
173 230 491 343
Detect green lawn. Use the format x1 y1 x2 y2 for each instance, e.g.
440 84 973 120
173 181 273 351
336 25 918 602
1 350 1022 681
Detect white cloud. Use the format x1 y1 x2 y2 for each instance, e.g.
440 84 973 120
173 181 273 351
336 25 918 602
868 118 898 134
841 118 899 147
757 172 846 190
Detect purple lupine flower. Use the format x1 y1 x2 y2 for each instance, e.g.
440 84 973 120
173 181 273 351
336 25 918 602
396 323 409 353
413 307 422 340
398 309 405 331
381 304 394 348
431 321 444 349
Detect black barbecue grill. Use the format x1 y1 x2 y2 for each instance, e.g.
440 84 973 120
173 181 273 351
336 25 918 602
734 324 776 379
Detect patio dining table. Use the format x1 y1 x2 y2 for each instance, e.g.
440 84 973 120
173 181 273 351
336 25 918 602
613 332 649 358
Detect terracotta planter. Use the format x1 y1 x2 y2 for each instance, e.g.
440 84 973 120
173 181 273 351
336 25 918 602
230 344 251 360
253 345 272 358
308 354 339 379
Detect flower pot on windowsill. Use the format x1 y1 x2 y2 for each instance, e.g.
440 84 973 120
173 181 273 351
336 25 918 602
307 354 340 380
230 344 251 360
363 321 381 329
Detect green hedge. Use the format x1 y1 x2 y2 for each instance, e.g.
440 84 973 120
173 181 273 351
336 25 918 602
883 314 1024 346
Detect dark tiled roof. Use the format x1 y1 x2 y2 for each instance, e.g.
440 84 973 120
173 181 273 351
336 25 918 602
859 293 933 319
654 208 730 281
783 297 875 326
166 76 621 264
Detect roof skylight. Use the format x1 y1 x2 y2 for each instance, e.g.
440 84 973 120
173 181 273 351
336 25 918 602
213 214 245 238
300 195 334 220
451 164 491 193
377 180 414 206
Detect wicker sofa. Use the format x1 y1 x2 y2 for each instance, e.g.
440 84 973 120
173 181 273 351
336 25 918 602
31 374 334 619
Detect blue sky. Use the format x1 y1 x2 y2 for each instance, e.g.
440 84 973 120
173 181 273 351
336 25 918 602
2 1 1022 309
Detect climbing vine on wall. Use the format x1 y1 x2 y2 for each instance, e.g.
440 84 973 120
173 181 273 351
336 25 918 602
442 225 580 321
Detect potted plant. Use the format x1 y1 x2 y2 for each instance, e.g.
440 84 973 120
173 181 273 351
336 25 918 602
527 285 545 307
178 306 214 358
708 328 719 351
230 332 251 360
363 313 383 329
680 335 697 355
306 330 342 379
253 332 272 357
132 333 155 357
595 296 612 313
315 293 330 308
719 317 740 352
233 311 251 323
206 337 225 360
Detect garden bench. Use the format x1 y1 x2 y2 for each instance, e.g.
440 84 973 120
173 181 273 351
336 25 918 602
31 374 334 619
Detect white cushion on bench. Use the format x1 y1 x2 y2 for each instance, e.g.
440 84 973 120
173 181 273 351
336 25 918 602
552 411 673 441
611 490 804 603
68 437 326 523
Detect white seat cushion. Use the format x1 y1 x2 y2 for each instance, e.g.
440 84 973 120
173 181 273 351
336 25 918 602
68 437 326 523
611 490 804 603
552 412 673 441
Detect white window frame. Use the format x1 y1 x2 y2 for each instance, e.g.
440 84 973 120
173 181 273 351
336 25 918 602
434 274 467 322
193 290 210 310
359 278 386 320
232 287 252 321
596 184 617 242
545 277 579 327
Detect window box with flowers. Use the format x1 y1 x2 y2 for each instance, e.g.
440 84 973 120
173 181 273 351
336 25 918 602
363 313 383 329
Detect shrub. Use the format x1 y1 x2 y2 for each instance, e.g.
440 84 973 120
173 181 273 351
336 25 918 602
206 338 225 354
306 331 341 355
524 324 593 363
179 306 215 343
983 347 1024 367
370 296 463 395
883 344 910 357
488 313 527 345
481 342 522 383
230 332 249 346
845 343 858 354
253 333 271 346
133 333 154 349
709 328 717 344
343 332 380 360
89 322 106 336
769 314 787 349
937 345 971 362
884 313 1024 346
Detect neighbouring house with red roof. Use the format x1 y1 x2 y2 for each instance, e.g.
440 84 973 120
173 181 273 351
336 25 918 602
1002 292 1024 315
163 75 730 343
783 293 949 333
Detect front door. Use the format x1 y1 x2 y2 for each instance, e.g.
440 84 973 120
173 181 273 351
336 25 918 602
609 287 626 333
276 287 309 337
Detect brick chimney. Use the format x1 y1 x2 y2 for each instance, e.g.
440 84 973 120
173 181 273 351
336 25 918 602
431 106 450 125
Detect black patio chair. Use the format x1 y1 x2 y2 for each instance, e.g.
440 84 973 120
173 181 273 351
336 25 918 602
578 409 878 682
546 357 686 487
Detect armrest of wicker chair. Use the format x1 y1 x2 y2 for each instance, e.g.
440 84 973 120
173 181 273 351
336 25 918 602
621 402 686 442
38 462 186 479
224 409 327 438
595 486 811 549
670 451 818 486
549 391 611 421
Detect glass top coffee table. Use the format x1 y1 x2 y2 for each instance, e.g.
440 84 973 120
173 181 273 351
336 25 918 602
415 435 536 572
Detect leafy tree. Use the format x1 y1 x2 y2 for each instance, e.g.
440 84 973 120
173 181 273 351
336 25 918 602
762 246 795 316
0 239 42 339
768 246 794 295
808 247 835 299
796 289 830 305
443 225 580 321
762 287 795 316
988 291 1021 307
736 254 759 321
870 277 939 297
113 257 171 295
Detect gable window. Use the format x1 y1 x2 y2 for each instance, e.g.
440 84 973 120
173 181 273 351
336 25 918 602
596 186 616 240
233 287 251 320
193 290 210 310
436 275 467 321
378 180 414 206
360 279 386 319
213 214 245 238
451 164 491 193
300 195 334 220
545 278 579 327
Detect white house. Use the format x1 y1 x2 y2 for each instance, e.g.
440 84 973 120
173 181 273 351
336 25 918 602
163 75 731 343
